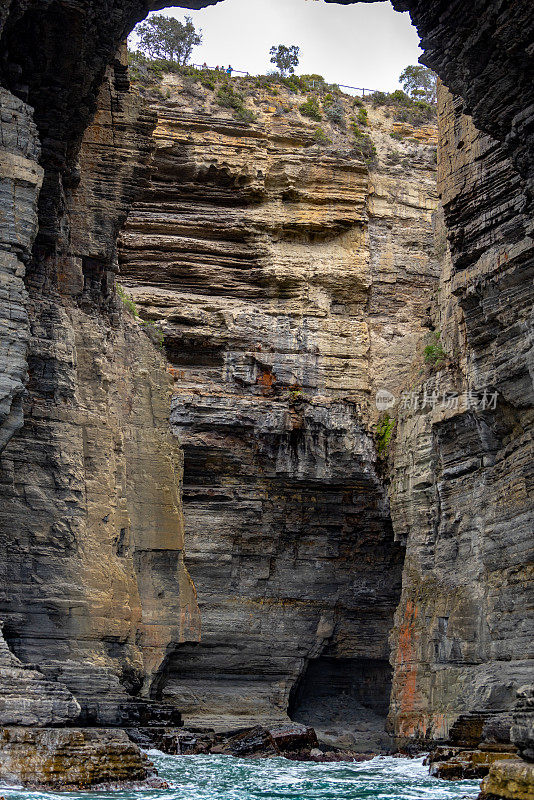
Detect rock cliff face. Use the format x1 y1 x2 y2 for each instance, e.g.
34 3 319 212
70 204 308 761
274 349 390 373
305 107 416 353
0 0 532 789
118 75 438 744
0 87 42 450
387 85 533 745
0 44 200 781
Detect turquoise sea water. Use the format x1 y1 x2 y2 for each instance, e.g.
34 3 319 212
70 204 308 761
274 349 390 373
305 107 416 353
2 752 481 800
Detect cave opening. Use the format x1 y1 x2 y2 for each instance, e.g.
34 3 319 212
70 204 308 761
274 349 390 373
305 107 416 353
289 657 394 749
289 656 393 720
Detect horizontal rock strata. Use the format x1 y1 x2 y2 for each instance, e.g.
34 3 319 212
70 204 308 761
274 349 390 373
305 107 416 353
0 88 42 450
387 85 534 745
0 622 80 726
0 0 532 789
0 727 153 788
118 75 438 744
479 760 534 800
0 47 200 784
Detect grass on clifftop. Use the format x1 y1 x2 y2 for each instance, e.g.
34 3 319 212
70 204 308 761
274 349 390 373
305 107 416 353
370 89 436 126
127 52 433 167
127 51 436 128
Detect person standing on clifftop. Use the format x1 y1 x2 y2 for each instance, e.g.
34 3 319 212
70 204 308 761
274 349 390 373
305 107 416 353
227 65 232 75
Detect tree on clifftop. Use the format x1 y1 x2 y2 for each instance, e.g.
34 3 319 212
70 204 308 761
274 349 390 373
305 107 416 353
399 65 437 103
135 14 202 64
270 44 300 76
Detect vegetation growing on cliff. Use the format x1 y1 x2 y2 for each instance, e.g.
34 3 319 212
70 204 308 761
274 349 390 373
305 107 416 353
117 285 165 349
117 284 139 317
370 89 435 126
350 120 377 164
127 50 183 84
424 331 446 367
216 84 256 121
325 101 346 128
126 59 438 171
313 126 332 145
299 95 322 121
356 106 368 127
375 414 396 457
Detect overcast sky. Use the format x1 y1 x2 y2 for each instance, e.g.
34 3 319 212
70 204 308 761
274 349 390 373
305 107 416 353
130 0 423 93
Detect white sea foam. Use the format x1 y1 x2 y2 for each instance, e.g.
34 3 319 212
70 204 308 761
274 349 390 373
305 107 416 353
0 752 481 800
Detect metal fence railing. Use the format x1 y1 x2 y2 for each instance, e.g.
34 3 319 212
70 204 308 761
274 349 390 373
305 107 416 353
192 63 250 76
190 64 380 96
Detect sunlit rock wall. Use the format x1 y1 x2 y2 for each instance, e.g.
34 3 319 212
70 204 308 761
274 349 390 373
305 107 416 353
119 76 438 732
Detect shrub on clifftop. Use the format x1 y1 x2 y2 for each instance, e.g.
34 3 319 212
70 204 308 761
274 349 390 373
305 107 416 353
350 120 377 165
300 96 322 121
370 88 435 126
325 101 346 128
216 84 256 122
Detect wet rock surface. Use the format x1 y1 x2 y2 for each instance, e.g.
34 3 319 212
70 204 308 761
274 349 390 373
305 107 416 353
131 721 373 762
425 687 534 790
426 748 517 781
479 760 534 800
0 727 154 788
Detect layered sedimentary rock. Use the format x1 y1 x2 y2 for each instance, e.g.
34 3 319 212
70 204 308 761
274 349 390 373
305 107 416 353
0 727 154 788
0 50 199 721
512 687 534 764
0 45 200 780
387 85 533 744
0 88 42 450
331 0 534 200
0 0 532 788
480 760 534 800
0 622 80 726
118 76 438 745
